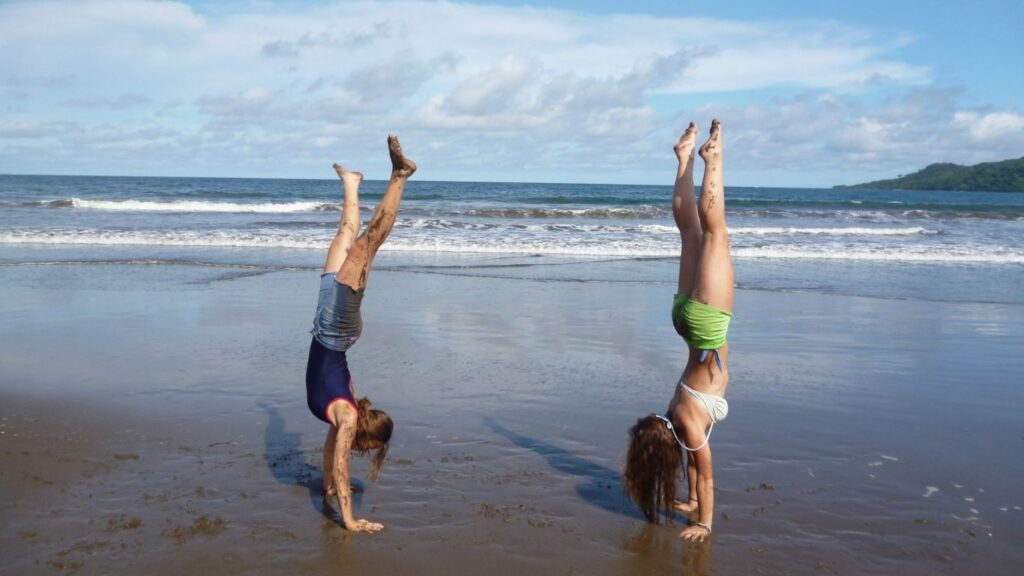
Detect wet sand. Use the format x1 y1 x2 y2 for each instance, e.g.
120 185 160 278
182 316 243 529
2 261 1023 575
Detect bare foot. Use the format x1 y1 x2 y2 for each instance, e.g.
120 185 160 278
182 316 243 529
673 498 698 515
674 122 697 164
387 134 417 178
333 162 364 186
698 119 722 162
679 523 711 543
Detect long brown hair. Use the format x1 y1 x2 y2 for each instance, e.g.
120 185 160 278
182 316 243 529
624 414 683 523
354 397 392 481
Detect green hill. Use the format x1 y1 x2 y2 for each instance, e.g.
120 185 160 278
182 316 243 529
836 157 1024 192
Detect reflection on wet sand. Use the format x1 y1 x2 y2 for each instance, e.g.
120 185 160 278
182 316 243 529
623 522 713 576
2 263 1023 575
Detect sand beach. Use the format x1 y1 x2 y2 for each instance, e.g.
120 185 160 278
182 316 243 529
2 254 1022 575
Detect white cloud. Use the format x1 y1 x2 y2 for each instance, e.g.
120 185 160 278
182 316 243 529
0 1 932 102
343 54 458 108
953 111 1024 142
313 136 338 149
0 0 1019 184
197 87 274 118
443 55 536 116
709 89 1024 184
0 119 54 138
63 93 153 109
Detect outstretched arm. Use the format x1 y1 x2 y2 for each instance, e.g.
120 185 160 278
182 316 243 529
329 406 383 533
673 452 700 515
679 425 715 542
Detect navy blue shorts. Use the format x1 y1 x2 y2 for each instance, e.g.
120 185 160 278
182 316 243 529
305 336 357 425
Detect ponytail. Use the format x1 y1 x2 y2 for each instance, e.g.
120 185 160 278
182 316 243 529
354 397 393 481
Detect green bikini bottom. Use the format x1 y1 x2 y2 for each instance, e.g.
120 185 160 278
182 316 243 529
672 294 732 352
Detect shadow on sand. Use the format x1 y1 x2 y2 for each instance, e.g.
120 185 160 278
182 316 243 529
261 403 363 525
483 416 642 520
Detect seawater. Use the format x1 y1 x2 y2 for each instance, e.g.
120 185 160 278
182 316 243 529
2 174 1022 303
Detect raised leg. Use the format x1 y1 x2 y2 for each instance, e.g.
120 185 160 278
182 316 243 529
336 134 416 290
673 122 702 296
691 119 735 313
323 164 363 274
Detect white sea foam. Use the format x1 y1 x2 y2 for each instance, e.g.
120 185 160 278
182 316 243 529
614 224 936 236
396 221 934 237
381 239 675 257
61 197 334 213
3 229 1022 264
494 222 934 236
0 230 325 249
729 226 933 236
732 245 1024 264
460 206 666 219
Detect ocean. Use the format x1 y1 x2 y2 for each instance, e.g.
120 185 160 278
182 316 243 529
4 174 1024 573
2 174 1022 304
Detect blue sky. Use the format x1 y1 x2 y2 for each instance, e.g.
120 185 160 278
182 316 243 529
1 0 1022 186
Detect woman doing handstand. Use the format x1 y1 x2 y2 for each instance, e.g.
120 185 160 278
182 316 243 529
306 134 416 533
624 120 733 543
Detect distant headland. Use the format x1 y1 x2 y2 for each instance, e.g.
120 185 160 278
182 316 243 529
835 157 1024 192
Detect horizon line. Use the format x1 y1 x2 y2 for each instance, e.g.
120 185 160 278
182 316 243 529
0 172 845 190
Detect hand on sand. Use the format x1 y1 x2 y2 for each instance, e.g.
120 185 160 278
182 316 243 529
347 518 384 533
679 523 711 543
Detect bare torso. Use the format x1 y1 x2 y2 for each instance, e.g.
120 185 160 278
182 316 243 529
680 343 729 397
